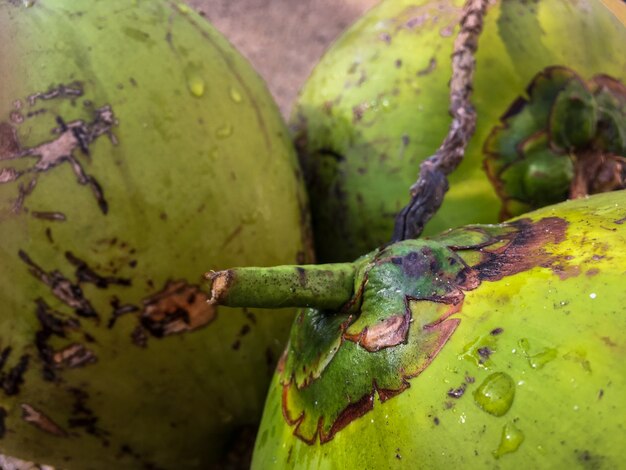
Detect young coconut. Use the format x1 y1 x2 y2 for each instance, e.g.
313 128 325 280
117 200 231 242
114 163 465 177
209 190 626 468
292 0 626 262
0 1 311 468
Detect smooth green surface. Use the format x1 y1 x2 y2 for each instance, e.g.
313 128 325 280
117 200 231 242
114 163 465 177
253 191 626 469
0 1 310 468
292 0 626 261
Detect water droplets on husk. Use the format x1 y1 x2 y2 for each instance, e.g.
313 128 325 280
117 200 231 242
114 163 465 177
230 87 243 103
185 63 206 97
493 422 525 459
473 372 515 416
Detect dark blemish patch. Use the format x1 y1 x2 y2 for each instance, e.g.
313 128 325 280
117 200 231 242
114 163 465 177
1 354 30 396
379 32 392 44
244 308 257 325
470 218 569 283
598 389 604 400
34 298 81 381
160 212 168 221
11 178 37 214
490 327 504 335
0 90 117 213
66 251 130 288
31 211 67 221
586 268 600 277
465 375 475 384
19 250 99 319
129 77 138 87
417 57 437 76
601 336 617 347
140 281 216 337
0 122 20 159
0 407 6 438
108 297 140 328
129 260 138 268
433 416 440 425
52 343 97 369
27 81 83 106
21 403 68 437
395 59 402 68
402 134 410 147
131 326 148 348
67 408 108 440
447 384 466 398
477 347 493 361
26 108 48 118
239 324 251 337
575 449 605 469
231 340 241 351
614 216 626 225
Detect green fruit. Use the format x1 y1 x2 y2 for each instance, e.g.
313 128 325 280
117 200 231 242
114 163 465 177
292 0 626 262
0 1 310 468
226 190 625 468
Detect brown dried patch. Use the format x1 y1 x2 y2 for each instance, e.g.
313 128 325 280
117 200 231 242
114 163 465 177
0 85 117 214
141 280 217 337
469 217 569 282
52 343 97 369
0 122 20 160
19 250 98 319
21 404 68 437
344 310 410 352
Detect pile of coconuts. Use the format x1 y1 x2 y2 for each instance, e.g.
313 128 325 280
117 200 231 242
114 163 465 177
1 0 625 469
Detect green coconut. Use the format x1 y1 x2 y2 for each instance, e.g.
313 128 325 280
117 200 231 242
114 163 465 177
0 1 311 468
292 0 626 262
208 190 626 468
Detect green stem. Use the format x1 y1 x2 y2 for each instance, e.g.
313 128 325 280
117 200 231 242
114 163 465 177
206 263 356 310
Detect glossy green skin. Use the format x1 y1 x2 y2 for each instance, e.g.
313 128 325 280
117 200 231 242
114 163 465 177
253 191 626 469
0 1 310 468
292 0 626 262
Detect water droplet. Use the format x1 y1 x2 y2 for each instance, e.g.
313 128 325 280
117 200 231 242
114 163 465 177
215 123 233 139
518 338 557 369
473 372 515 416
229 87 243 103
493 422 525 459
185 63 206 97
527 347 557 369
589 292 597 299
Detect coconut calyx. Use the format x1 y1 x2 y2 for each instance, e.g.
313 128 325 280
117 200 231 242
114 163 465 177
484 66 626 219
208 214 571 444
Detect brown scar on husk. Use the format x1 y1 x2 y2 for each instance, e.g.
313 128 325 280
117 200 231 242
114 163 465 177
52 343 97 369
19 250 99 319
0 87 117 213
0 349 30 396
65 251 131 288
21 404 68 437
140 280 217 337
31 211 67 221
27 81 84 106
